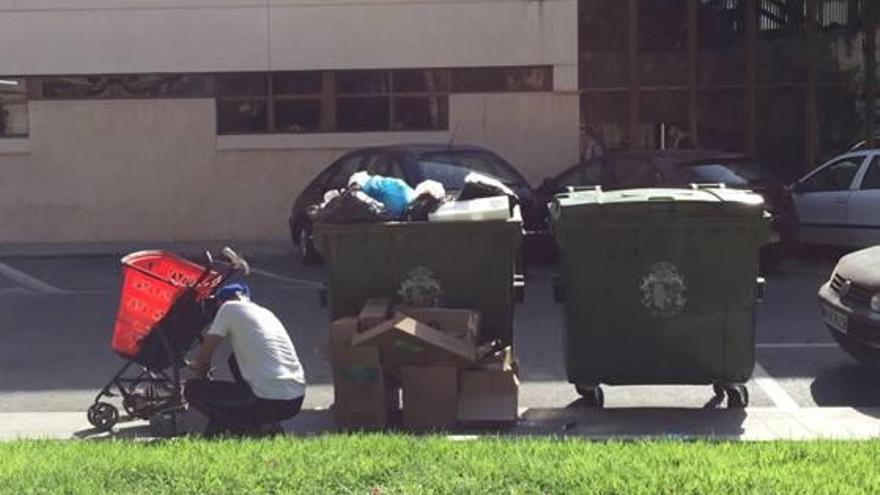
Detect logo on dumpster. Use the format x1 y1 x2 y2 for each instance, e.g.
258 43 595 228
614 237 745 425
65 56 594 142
398 267 443 307
639 262 688 318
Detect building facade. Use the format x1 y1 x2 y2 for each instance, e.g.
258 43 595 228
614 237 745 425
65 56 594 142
0 0 876 250
0 0 579 249
580 0 878 181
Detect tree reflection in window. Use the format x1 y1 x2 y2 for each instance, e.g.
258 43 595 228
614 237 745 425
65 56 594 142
43 74 212 98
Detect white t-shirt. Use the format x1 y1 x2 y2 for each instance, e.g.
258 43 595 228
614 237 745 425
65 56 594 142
207 300 306 401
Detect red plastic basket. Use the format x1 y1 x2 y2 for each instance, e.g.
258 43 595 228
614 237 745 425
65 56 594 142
111 251 221 358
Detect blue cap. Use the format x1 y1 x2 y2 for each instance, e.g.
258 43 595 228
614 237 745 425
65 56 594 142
214 282 251 302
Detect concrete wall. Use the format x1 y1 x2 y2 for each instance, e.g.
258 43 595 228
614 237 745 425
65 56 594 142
0 0 577 75
0 0 579 248
0 93 578 246
450 93 580 185
0 99 343 244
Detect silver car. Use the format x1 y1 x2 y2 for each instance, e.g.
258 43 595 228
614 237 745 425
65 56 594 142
818 246 880 365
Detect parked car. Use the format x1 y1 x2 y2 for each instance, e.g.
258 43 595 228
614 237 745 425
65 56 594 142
535 150 795 265
288 144 540 263
789 149 880 249
848 137 880 152
818 246 880 365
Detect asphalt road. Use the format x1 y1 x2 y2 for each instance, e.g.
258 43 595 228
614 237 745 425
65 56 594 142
1 250 878 417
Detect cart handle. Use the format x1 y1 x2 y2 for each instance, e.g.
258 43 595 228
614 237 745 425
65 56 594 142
192 250 217 288
222 246 250 276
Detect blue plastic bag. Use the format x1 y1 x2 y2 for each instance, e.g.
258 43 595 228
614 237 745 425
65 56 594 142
361 176 416 219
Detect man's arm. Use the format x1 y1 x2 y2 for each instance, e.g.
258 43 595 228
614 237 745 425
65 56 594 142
190 334 223 379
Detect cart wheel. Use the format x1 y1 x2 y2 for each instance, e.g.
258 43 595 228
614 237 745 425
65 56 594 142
87 402 119 432
725 385 749 409
575 385 604 408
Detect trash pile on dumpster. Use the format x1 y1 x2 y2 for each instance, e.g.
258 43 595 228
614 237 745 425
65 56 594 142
324 298 519 430
308 171 518 224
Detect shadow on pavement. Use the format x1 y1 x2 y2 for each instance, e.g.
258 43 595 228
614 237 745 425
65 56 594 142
68 405 750 440
810 364 880 417
522 406 748 438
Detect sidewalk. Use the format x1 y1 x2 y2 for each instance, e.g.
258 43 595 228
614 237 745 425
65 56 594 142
4 407 879 441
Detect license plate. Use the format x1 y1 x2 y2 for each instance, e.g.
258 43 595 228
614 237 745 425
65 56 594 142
823 305 848 332
767 231 781 244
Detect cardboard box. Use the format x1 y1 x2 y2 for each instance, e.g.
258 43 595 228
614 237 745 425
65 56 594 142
396 307 480 342
402 366 458 430
330 317 358 349
332 346 400 429
457 369 519 423
352 313 477 368
358 298 392 332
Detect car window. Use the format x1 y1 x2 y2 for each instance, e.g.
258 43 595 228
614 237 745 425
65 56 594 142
326 152 366 190
861 156 880 190
418 151 522 186
555 161 604 190
684 161 775 187
416 160 472 190
799 156 864 193
362 152 405 178
608 158 659 188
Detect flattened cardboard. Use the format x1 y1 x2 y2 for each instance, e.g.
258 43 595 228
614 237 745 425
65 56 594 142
396 307 480 342
332 346 400 429
330 317 358 349
358 298 392 332
402 366 458 430
457 369 519 423
352 313 477 368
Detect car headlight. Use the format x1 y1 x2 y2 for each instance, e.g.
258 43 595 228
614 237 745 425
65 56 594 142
872 293 880 313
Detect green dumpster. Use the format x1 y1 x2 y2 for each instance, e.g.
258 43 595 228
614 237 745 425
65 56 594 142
550 186 769 407
313 215 523 345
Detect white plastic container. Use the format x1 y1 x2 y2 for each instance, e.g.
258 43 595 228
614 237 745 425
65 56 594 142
428 196 511 222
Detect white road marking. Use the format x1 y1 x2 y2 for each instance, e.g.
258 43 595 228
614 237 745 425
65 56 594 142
756 343 839 349
753 363 800 410
0 287 29 296
250 267 324 290
0 262 64 294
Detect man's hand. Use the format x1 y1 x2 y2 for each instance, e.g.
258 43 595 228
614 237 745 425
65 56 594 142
189 359 210 379
190 334 223 380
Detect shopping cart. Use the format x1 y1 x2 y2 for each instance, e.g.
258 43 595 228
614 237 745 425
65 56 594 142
86 247 249 432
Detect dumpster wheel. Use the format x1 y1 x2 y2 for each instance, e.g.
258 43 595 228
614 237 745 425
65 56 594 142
575 385 604 408
715 384 749 409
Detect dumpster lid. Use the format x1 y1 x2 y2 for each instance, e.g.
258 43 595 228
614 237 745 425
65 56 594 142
554 186 763 208
551 186 766 220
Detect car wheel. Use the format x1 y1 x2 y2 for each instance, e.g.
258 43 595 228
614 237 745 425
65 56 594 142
299 228 320 265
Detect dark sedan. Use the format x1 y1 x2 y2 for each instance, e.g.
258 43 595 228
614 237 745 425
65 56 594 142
819 246 880 365
535 150 796 266
289 144 539 263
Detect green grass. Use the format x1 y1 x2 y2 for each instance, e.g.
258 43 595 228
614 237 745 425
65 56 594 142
1 436 878 494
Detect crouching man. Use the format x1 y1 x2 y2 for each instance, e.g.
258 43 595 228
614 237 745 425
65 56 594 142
185 283 305 436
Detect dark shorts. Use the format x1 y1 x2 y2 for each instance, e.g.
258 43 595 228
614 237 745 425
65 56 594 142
184 354 303 435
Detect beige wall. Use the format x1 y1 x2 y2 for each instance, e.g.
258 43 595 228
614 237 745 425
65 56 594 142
0 0 579 248
0 0 576 75
0 100 342 244
0 93 577 246
450 93 580 185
